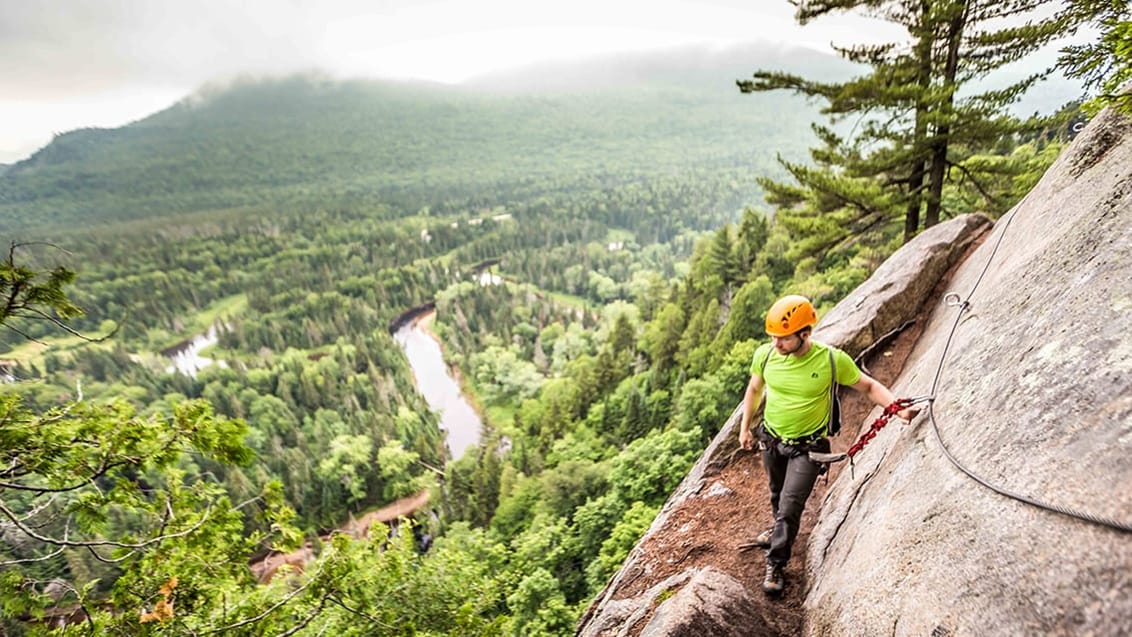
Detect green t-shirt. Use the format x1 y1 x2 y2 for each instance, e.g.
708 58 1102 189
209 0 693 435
750 341 862 439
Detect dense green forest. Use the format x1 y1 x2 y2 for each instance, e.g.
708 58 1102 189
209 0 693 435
0 15 1115 633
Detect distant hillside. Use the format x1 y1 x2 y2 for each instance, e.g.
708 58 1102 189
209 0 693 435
0 44 844 233
468 40 1079 113
464 41 856 93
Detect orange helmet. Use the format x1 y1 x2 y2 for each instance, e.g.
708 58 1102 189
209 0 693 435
765 295 817 336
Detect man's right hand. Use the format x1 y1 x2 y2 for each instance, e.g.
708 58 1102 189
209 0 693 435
739 427 754 450
897 406 921 423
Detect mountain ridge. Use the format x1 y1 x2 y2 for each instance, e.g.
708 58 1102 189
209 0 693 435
1 40 1080 234
1 46 830 233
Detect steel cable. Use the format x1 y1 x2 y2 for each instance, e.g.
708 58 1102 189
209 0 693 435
924 206 1132 534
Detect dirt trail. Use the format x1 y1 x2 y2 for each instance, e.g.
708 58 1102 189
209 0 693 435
249 490 430 584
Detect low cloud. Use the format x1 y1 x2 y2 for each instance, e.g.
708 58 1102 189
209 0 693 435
0 0 363 99
0 0 906 162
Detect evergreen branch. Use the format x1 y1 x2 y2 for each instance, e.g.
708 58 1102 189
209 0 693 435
1 240 121 344
947 159 998 205
1 246 28 320
816 185 880 221
737 71 840 100
833 41 900 66
835 211 893 253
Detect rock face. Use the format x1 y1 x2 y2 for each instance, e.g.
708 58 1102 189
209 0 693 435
577 213 992 636
581 568 768 637
804 104 1132 635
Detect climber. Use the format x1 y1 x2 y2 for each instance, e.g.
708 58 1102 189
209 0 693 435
738 294 919 596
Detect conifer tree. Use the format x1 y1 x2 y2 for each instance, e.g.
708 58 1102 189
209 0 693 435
739 0 1074 276
735 207 771 276
1059 0 1132 114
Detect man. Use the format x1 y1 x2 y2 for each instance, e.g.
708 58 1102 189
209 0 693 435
739 295 918 595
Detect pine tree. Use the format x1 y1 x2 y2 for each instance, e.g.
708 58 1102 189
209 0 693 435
1059 0 1132 114
739 0 1075 276
706 225 742 286
735 207 771 275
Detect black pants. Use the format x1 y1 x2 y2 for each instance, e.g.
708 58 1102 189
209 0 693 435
759 425 830 566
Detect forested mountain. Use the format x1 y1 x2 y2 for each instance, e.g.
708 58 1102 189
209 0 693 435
0 44 841 233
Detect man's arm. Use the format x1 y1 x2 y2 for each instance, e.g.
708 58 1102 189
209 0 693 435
848 373 919 421
739 373 764 450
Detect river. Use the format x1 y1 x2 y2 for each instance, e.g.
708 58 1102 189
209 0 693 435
163 312 482 458
165 324 227 377
393 311 482 460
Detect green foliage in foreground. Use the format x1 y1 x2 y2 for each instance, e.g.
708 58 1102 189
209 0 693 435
0 391 290 632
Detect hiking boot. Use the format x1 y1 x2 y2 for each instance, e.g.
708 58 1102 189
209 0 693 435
763 561 785 595
753 527 773 549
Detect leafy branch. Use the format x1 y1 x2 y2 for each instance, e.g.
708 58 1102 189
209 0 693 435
0 241 117 344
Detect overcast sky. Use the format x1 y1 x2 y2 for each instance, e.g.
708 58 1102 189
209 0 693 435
3 0 1069 164
0 0 919 163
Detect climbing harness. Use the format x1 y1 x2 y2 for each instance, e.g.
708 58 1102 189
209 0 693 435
808 203 1132 534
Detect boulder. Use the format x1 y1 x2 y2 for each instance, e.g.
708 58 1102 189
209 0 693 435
639 568 768 637
804 105 1132 636
579 568 768 637
814 213 991 357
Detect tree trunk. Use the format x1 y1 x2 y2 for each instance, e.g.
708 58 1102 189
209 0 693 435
904 162 926 240
925 1 969 229
904 1 935 242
